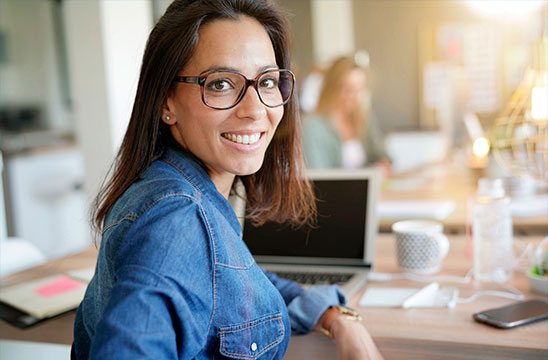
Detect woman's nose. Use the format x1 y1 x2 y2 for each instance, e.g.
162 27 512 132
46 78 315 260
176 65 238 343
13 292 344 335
235 86 267 120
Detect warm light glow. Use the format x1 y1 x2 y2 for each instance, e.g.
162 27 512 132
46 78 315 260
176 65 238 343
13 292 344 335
531 86 548 120
466 0 546 19
473 137 491 158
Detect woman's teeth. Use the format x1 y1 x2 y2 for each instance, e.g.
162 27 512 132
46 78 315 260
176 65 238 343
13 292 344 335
222 132 261 145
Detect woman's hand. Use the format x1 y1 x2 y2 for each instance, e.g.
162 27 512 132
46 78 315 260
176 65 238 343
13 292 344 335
330 316 384 360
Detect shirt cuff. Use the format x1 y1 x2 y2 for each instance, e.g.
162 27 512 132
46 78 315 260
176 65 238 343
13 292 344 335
286 285 346 334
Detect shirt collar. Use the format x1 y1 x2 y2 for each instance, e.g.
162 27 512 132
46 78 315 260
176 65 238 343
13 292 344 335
161 146 242 236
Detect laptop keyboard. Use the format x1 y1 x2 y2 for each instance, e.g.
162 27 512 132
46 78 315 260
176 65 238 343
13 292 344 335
275 271 354 286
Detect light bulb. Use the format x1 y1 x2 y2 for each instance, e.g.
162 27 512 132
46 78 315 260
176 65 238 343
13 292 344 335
473 137 490 158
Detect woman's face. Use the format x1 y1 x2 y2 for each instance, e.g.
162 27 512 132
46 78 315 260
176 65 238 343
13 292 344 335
164 16 284 191
338 68 366 114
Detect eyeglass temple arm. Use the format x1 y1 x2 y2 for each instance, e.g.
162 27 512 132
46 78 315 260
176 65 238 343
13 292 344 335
174 76 203 84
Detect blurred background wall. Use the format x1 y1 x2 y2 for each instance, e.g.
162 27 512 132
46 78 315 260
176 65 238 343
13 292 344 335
279 0 545 131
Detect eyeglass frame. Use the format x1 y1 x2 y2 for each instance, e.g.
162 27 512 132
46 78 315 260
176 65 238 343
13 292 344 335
173 68 295 110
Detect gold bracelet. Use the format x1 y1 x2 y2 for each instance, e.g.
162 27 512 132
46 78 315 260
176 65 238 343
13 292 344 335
318 305 363 339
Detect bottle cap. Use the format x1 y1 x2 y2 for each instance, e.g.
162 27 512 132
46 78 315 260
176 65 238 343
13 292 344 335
477 178 505 198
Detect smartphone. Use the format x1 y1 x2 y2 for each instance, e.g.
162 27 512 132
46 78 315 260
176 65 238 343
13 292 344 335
473 299 548 329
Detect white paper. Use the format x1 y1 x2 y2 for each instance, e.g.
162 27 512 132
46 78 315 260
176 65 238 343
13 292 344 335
359 284 459 308
359 288 418 307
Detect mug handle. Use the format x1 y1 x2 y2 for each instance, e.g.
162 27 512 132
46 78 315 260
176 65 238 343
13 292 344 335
429 233 450 261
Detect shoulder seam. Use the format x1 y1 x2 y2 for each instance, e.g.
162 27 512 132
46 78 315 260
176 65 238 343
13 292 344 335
102 193 196 235
197 203 217 334
160 158 201 201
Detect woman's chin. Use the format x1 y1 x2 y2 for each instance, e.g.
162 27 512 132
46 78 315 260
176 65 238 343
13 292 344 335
232 158 266 177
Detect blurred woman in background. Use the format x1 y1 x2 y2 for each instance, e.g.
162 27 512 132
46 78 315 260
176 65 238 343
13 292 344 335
302 55 391 173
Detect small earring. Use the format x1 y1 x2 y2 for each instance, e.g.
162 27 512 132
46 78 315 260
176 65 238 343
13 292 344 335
165 115 171 122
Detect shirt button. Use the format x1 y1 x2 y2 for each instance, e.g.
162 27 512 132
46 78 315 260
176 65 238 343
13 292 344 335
251 342 258 352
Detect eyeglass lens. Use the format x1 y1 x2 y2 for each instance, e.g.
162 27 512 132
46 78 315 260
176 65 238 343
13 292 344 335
203 70 293 109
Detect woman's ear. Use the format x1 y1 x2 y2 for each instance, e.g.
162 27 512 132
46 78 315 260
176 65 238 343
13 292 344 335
162 96 187 149
162 97 177 125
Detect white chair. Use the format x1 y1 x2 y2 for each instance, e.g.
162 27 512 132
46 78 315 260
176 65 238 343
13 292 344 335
0 152 45 278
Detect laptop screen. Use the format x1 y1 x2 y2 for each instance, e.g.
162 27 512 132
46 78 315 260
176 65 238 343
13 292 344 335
243 172 376 264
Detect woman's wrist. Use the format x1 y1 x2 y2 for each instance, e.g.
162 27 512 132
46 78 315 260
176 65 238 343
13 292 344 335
317 305 362 339
320 307 340 334
330 314 359 339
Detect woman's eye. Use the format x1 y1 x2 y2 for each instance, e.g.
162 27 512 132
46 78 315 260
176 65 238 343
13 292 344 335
259 78 277 89
206 79 233 91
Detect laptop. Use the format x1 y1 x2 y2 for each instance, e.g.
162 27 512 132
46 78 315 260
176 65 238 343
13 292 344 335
242 168 380 298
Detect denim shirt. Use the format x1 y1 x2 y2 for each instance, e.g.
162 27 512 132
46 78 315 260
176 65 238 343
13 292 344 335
73 146 345 359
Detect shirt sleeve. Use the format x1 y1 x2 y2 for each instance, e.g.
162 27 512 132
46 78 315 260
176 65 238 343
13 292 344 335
286 285 346 334
89 195 213 359
262 270 346 335
262 269 303 304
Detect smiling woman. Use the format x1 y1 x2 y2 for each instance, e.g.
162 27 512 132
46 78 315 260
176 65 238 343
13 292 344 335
72 1 383 359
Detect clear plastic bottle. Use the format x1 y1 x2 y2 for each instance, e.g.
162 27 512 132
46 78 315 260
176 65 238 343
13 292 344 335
473 178 514 283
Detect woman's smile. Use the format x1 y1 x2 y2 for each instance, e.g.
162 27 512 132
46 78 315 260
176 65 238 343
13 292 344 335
221 131 263 145
220 130 266 152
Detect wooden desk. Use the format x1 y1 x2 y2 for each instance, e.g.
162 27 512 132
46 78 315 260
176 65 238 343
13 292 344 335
379 162 548 235
2 235 547 359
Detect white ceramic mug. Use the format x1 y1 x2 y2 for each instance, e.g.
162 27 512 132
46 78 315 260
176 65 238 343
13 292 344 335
392 220 450 274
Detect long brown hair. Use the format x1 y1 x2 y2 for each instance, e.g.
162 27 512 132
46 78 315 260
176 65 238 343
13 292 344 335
315 56 368 138
92 0 315 233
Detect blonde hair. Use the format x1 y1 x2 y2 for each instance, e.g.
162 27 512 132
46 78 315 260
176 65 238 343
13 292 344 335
315 56 368 138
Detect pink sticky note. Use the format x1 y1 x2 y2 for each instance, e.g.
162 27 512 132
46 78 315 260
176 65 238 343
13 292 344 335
34 276 83 297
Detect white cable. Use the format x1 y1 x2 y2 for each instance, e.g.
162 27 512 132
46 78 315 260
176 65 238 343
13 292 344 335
367 269 524 304
457 288 525 303
457 278 525 303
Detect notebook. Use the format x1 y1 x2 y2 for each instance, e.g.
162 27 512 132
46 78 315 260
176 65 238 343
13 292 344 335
243 168 380 298
0 274 89 328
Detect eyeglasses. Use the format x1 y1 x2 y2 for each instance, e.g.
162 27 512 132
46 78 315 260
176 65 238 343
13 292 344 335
174 69 295 110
